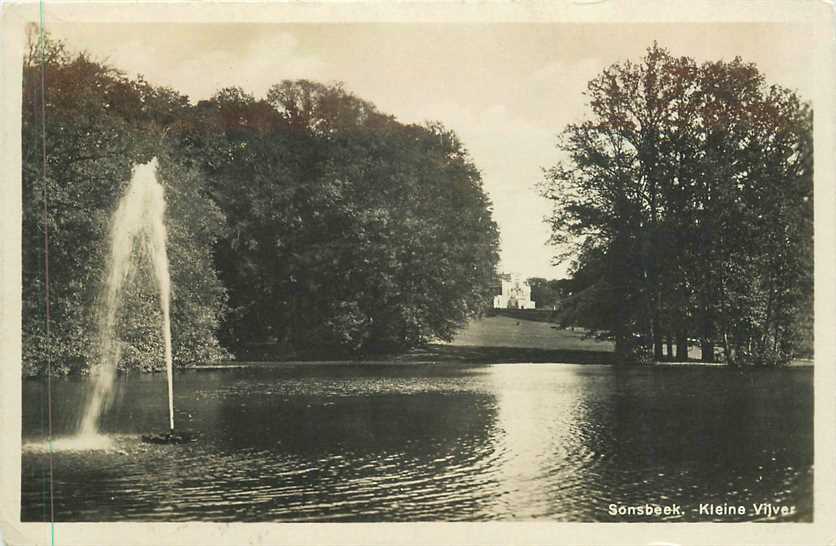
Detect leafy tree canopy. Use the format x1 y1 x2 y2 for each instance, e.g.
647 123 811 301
541 43 812 366
22 35 501 374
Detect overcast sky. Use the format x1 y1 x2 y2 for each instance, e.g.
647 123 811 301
48 23 814 279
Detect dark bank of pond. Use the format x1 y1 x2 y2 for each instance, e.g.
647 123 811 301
201 343 813 368
228 341 616 368
21 362 812 522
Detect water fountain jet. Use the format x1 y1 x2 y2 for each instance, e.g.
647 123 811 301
79 158 176 439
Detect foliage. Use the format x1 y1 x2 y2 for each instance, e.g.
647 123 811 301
526 277 575 310
22 35 228 376
177 82 500 355
540 43 813 365
22 36 500 373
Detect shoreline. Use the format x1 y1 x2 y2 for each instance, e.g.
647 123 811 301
186 346 814 370
211 338 814 369
21 345 814 378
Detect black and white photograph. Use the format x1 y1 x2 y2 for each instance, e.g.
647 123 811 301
1 2 833 545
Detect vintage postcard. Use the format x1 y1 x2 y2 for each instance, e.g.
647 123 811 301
0 1 833 545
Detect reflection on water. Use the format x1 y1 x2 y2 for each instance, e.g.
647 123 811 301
21 363 812 522
488 365 581 519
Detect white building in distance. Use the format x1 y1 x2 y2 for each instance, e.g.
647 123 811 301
493 274 536 309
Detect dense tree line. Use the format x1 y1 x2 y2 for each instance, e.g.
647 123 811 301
22 38 229 376
525 277 573 309
22 36 499 375
178 82 499 354
540 43 813 366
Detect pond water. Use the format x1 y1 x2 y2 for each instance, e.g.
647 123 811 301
21 363 813 522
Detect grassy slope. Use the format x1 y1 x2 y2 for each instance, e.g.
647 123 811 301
447 315 613 351
226 315 811 365
398 316 811 366
393 315 616 364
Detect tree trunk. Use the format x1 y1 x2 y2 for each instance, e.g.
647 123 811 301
701 313 715 362
676 331 689 361
614 323 630 364
666 336 674 361
701 341 715 362
652 318 664 362
722 331 735 366
653 335 664 361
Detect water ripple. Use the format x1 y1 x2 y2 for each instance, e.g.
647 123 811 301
21 364 813 522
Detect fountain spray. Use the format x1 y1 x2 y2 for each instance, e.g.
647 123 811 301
80 157 175 435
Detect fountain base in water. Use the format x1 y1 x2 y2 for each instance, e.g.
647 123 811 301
140 431 196 445
23 434 116 453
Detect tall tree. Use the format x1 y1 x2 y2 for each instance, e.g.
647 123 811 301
541 43 812 365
